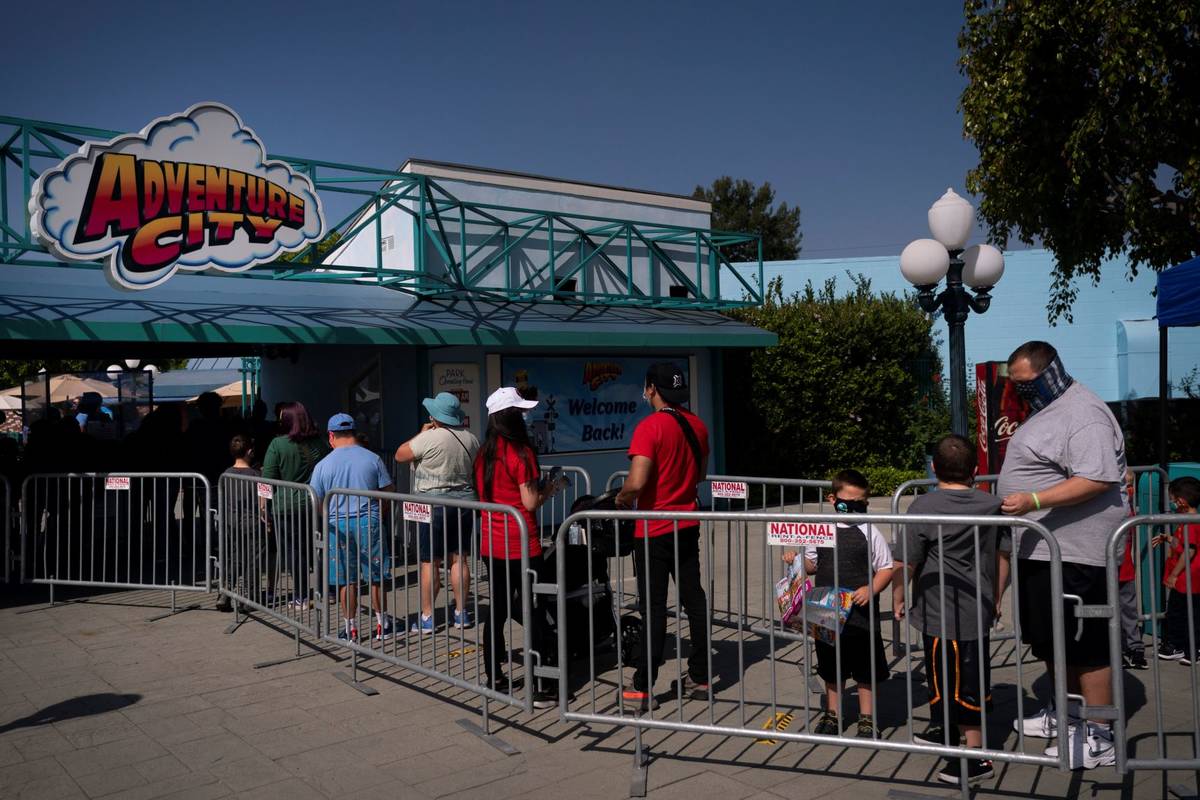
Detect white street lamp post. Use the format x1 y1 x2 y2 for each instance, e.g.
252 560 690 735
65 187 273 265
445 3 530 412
900 189 1005 437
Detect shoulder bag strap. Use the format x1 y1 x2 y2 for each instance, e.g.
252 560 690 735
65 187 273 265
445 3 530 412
660 407 704 485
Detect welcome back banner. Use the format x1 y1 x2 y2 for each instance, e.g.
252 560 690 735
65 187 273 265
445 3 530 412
501 356 689 454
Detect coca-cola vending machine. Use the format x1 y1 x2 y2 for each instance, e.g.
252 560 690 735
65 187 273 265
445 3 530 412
975 361 1031 486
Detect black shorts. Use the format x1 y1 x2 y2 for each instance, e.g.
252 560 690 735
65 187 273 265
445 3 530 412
814 624 889 685
1016 558 1109 668
924 635 992 727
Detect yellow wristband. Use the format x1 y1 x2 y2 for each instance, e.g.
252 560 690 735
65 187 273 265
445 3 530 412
1031 492 1041 510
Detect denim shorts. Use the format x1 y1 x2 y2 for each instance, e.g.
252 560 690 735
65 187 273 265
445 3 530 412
328 516 390 586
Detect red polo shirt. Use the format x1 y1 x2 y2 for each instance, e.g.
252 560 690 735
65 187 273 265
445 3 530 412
627 407 709 538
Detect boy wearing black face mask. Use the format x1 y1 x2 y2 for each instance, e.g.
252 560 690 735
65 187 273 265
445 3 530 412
785 469 893 738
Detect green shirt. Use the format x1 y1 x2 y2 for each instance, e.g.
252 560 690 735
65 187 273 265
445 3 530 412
261 435 330 514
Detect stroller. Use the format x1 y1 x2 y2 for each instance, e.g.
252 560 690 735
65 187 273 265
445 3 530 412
537 490 642 666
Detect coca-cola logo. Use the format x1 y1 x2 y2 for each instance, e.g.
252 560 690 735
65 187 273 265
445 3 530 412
994 415 1020 440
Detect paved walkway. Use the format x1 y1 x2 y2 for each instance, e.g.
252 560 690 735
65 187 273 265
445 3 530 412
0 581 1194 800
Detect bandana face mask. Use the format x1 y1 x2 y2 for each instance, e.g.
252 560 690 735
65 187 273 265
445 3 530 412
1013 355 1074 413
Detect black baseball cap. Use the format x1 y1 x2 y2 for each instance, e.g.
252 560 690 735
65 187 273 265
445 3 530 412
646 362 689 405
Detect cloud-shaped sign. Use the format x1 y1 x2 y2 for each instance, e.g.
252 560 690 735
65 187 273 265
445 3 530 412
29 102 325 291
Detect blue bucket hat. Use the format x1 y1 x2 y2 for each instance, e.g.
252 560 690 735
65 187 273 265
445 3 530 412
422 392 467 427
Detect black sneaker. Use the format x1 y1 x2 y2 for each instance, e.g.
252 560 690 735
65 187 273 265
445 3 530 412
937 758 994 786
1159 644 1185 661
487 674 523 694
813 710 840 736
532 689 559 709
1182 653 1198 666
215 596 232 613
913 725 949 746
1124 650 1149 670
856 714 878 739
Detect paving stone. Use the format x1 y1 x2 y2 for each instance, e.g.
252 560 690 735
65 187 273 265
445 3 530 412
133 753 193 783
5 772 88 799
73 763 149 797
166 732 257 770
231 777 329 800
11 725 76 759
0 753 70 788
55 734 168 777
206 754 292 792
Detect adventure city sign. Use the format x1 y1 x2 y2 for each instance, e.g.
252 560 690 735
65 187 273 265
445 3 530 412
29 102 325 291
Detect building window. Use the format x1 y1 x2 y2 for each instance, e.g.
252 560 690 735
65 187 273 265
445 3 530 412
380 235 394 252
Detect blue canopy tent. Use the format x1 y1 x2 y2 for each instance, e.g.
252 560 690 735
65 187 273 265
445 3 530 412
1156 256 1200 466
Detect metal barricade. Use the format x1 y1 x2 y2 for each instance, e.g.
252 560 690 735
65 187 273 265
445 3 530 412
605 471 832 636
2 474 10 584
319 488 541 724
537 464 592 546
553 509 1071 798
217 473 321 637
20 472 212 597
1107 512 1200 775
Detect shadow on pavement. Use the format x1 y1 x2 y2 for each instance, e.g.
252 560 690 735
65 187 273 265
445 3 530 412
0 692 141 734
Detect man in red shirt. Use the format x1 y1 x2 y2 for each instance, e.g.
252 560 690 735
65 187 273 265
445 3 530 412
616 362 711 708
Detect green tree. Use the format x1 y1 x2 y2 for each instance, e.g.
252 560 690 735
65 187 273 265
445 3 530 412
724 275 948 486
692 177 801 262
279 230 342 264
959 1 1199 322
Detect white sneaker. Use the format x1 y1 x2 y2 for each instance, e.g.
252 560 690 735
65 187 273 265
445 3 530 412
1012 702 1081 739
1044 723 1116 769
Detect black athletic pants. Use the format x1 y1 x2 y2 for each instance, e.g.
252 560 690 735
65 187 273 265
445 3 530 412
632 528 710 691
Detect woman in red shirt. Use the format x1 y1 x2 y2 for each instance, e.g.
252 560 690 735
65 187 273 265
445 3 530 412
474 387 557 706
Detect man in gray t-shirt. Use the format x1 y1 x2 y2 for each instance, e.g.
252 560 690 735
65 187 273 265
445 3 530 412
997 341 1124 770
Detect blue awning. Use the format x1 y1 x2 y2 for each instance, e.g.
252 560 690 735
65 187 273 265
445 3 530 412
1157 256 1200 328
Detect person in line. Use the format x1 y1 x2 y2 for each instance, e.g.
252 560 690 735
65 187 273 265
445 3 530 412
474 387 557 707
1117 469 1150 670
215 435 264 614
261 402 329 609
1159 477 1200 663
893 435 1009 786
615 363 711 710
395 392 480 634
999 341 1126 769
186 391 233 499
789 469 892 738
310 413 397 642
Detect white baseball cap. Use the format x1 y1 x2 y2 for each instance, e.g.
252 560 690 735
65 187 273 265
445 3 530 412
485 386 539 415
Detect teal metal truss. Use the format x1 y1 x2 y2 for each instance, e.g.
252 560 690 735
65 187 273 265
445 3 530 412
0 114 764 309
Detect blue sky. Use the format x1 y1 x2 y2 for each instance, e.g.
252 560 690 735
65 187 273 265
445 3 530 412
1 0 980 258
